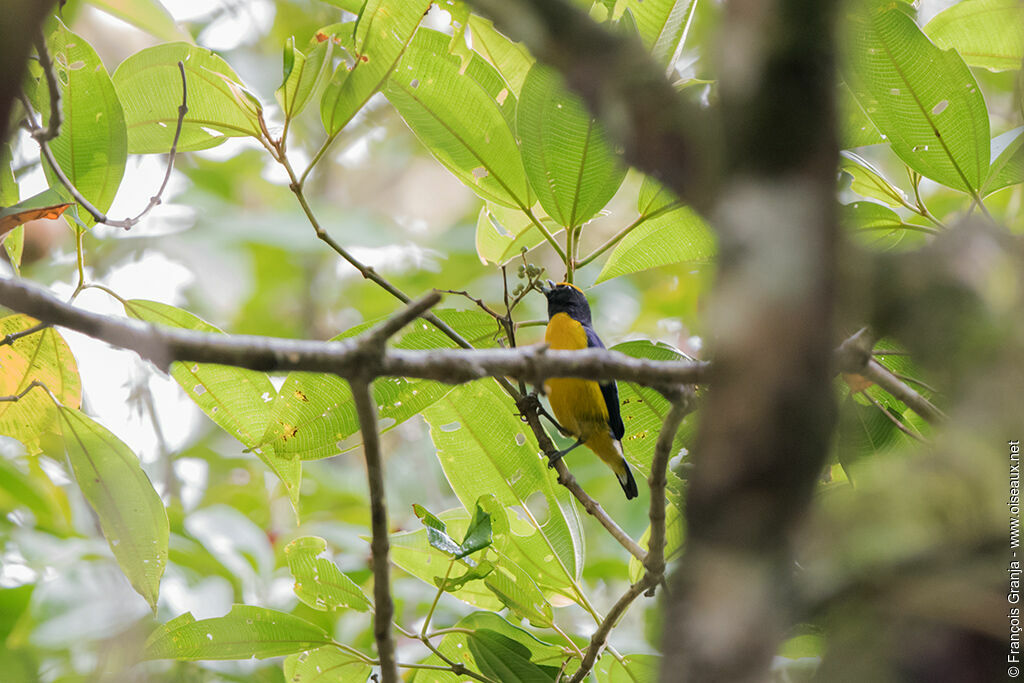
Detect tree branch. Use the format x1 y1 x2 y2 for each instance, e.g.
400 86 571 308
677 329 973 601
0 275 708 388
644 393 693 580
352 377 399 683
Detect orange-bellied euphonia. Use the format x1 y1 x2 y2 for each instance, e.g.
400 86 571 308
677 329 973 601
540 280 638 500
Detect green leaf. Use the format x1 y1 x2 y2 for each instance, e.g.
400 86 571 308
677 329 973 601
276 38 333 122
984 126 1024 195
284 536 372 612
838 82 884 148
58 406 168 611
113 43 262 153
437 561 494 591
468 630 558 682
616 0 698 69
0 143 21 274
283 647 372 683
260 309 498 461
611 340 693 486
26 22 126 225
0 585 34 644
475 202 563 265
595 653 661 682
88 0 193 43
924 0 1024 72
518 64 627 229
840 151 910 207
414 500 493 559
0 315 81 454
628 500 683 582
410 612 564 682
123 300 300 510
144 605 332 660
386 28 533 208
423 381 584 588
845 4 990 192
467 15 534 94
840 201 921 251
458 501 493 558
413 502 464 556
596 206 715 282
390 510 506 611
319 0 430 135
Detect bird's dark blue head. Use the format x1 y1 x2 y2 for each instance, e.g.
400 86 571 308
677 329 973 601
541 280 592 325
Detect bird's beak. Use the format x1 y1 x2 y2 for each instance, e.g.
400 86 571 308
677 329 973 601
539 279 555 296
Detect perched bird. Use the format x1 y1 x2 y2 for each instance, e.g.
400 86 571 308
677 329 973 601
540 280 637 499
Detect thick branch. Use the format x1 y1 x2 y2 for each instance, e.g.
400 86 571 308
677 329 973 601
0 276 708 388
352 378 398 683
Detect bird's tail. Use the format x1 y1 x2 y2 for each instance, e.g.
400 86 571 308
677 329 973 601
588 432 639 500
616 458 638 500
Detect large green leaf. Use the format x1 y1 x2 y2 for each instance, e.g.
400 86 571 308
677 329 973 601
596 206 715 282
410 612 564 682
284 536 372 612
840 151 910 207
283 647 372 683
838 82 884 148
113 43 262 153
422 381 585 593
319 0 430 134
123 300 299 508
276 38 334 123
518 64 627 229
467 15 534 94
468 630 558 682
611 340 693 486
89 0 193 43
386 29 533 208
840 201 925 251
924 0 1024 72
845 3 990 193
616 0 698 69
985 126 1024 195
144 606 332 660
26 22 126 224
475 202 563 265
58 406 168 611
260 309 499 461
595 654 661 682
0 315 81 454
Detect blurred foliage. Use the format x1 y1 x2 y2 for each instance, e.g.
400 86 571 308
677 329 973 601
0 0 1020 681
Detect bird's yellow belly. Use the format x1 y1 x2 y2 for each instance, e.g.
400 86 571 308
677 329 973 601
546 377 608 441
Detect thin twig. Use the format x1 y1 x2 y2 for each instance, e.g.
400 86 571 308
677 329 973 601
0 380 46 403
568 574 659 683
0 322 49 346
644 393 693 580
352 377 399 683
20 62 188 230
863 392 926 443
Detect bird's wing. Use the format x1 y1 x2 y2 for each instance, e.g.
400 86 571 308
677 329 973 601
585 325 625 440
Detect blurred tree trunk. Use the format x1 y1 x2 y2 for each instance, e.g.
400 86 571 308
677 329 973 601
660 0 840 680
0 1 57 142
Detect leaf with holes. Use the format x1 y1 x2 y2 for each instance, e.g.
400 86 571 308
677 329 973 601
25 21 126 226
284 536 371 612
0 315 80 454
113 42 261 153
845 3 990 192
59 406 168 611
260 309 499 461
611 341 693 489
518 64 626 229
144 605 331 660
925 0 1024 72
122 300 299 510
319 0 430 135
474 202 563 265
423 382 584 596
387 29 533 208
284 647 372 683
